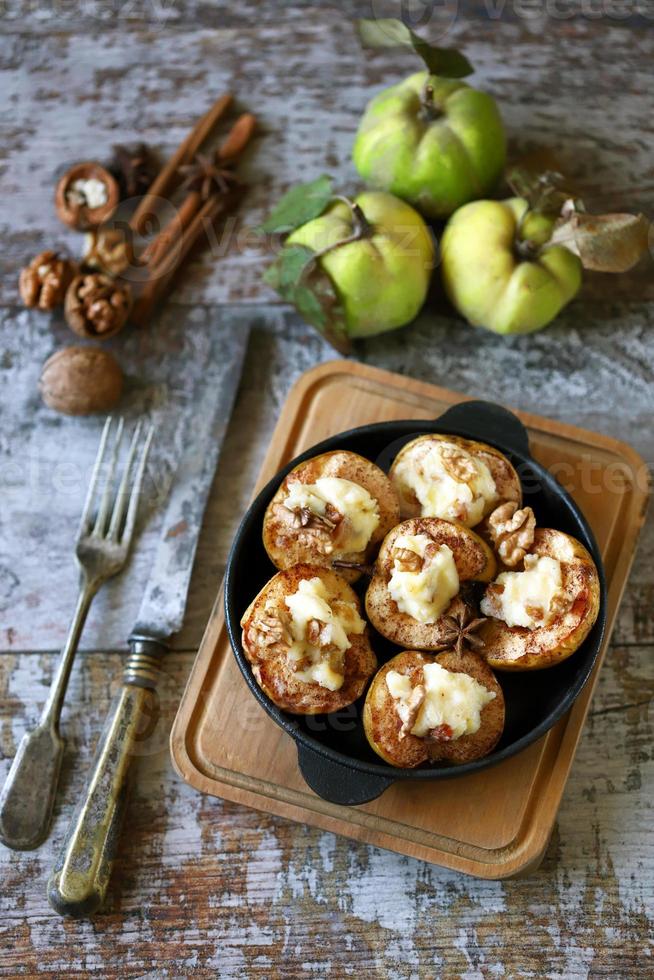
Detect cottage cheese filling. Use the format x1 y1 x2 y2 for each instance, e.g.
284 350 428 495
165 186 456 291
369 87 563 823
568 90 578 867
386 662 495 740
394 441 497 527
284 477 380 552
387 533 459 624
480 554 565 629
284 577 366 690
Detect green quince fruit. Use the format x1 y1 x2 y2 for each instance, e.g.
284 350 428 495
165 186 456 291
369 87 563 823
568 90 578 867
441 197 583 335
285 190 435 340
352 71 506 219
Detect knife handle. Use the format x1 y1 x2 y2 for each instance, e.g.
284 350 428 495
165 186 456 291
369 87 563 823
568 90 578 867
47 636 167 917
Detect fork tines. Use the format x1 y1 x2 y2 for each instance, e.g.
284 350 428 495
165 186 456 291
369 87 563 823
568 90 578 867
79 417 155 545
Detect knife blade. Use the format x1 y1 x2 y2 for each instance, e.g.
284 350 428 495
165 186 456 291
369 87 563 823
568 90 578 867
133 351 246 639
47 323 250 917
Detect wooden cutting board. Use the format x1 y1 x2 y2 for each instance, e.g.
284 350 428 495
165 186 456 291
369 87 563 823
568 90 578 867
170 360 649 878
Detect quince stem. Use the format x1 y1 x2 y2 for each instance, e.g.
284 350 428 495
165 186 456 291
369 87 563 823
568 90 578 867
513 207 543 262
514 236 542 262
420 84 443 121
302 197 373 269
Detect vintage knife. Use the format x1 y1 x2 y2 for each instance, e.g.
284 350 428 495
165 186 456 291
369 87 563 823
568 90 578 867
47 325 249 917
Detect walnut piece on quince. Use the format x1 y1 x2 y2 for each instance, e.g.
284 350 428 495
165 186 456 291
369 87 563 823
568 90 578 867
488 501 536 567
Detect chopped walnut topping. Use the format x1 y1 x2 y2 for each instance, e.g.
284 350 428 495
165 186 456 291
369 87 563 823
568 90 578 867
524 603 545 622
440 444 478 483
247 610 291 651
398 683 426 739
273 503 341 554
393 547 423 572
306 617 340 650
481 582 505 618
423 540 444 561
550 591 573 619
306 618 322 646
488 501 536 567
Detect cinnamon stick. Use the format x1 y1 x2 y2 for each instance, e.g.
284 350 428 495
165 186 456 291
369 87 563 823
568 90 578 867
141 189 201 268
139 112 257 286
130 92 233 234
130 187 244 327
143 112 257 266
217 112 256 162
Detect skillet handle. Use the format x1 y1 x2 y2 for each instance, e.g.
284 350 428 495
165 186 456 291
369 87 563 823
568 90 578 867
297 744 393 806
436 400 530 458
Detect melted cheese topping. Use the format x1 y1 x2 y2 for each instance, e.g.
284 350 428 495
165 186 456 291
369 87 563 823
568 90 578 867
386 663 495 740
480 555 564 629
387 534 459 624
284 577 365 690
394 441 497 527
284 477 380 553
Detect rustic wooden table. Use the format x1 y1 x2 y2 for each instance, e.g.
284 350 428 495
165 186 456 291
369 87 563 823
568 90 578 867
1 2 652 976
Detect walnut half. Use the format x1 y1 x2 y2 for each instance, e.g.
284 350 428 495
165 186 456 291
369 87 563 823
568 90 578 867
488 501 536 567
398 683 425 739
440 443 477 483
247 610 291 652
64 273 132 339
393 547 423 572
19 250 77 311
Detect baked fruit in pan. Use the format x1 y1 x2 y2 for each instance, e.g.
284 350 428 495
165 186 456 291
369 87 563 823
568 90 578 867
263 450 400 581
390 433 521 528
240 564 377 714
479 527 601 670
363 649 505 768
365 517 496 650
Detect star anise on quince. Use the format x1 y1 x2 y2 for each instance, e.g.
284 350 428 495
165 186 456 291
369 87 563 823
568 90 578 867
433 596 486 656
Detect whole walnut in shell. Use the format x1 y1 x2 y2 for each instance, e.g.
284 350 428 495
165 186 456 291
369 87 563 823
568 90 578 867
39 347 123 416
19 250 77 311
65 273 132 339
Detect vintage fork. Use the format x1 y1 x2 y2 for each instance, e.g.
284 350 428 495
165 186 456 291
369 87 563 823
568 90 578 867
0 417 154 850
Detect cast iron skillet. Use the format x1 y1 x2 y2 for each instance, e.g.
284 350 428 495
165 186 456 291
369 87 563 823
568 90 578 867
224 401 607 806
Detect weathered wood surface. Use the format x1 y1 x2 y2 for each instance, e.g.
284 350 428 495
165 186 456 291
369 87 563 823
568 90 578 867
2 7 653 308
1 641 652 976
1 2 653 976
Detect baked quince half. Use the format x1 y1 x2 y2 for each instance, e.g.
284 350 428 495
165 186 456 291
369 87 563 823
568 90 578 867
240 565 377 714
365 518 496 649
479 528 601 670
390 433 521 528
263 451 400 581
363 649 505 768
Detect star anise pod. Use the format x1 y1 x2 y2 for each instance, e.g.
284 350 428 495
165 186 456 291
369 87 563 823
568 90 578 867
178 153 239 200
434 596 487 656
110 142 158 198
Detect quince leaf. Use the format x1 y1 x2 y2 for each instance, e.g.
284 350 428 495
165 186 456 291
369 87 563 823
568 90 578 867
264 244 351 354
257 175 334 235
263 244 313 293
357 18 473 79
551 212 650 273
